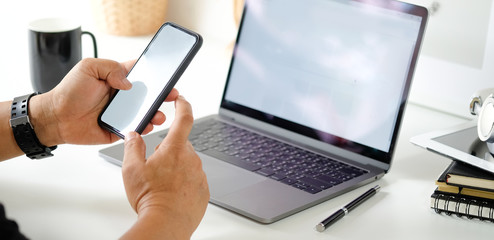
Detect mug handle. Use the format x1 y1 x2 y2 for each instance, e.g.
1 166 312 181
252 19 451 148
82 31 98 58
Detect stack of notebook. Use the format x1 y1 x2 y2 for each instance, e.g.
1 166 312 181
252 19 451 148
430 160 494 221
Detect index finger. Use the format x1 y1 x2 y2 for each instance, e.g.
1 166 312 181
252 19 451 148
165 88 179 102
162 95 194 145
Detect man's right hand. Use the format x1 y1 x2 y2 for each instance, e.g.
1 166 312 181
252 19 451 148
121 95 210 240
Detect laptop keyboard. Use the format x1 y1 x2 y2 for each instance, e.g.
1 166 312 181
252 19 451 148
166 119 368 194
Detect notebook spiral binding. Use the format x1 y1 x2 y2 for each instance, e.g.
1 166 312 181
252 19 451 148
431 192 494 222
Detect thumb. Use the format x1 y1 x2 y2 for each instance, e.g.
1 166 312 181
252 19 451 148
115 77 132 91
123 132 146 168
93 59 132 90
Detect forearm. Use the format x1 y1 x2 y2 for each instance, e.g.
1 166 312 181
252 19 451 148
121 208 192 240
0 101 24 161
0 94 61 161
28 94 62 147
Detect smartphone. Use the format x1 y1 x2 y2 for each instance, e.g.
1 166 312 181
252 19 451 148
98 22 202 138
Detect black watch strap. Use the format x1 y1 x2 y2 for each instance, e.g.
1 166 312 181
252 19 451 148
9 93 57 159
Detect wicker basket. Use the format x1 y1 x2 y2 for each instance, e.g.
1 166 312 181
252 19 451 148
234 0 245 26
92 0 168 36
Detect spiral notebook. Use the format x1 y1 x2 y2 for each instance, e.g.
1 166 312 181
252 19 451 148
431 190 494 221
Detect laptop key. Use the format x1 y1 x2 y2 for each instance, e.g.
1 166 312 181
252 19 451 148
304 186 322 194
341 166 367 176
202 149 261 171
257 167 275 177
292 183 308 191
298 176 332 190
193 144 209 152
315 174 343 186
281 178 297 185
270 173 287 181
293 181 322 194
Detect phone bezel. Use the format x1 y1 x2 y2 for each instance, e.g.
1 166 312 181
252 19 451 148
97 22 202 138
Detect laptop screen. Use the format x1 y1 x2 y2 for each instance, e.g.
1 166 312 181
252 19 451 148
221 0 428 164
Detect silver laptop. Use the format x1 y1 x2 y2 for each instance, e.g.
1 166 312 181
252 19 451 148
411 121 494 174
99 0 428 223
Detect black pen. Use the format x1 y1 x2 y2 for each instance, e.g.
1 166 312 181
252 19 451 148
315 185 381 232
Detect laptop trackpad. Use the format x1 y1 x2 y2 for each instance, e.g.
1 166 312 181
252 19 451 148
200 153 265 197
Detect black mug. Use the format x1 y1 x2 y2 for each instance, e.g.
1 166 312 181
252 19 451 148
28 18 98 93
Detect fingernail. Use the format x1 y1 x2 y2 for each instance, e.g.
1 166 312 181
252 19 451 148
123 78 132 89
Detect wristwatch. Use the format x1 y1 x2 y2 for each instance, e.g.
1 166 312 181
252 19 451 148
10 93 57 159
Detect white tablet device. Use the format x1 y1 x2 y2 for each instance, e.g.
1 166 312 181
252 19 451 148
410 121 494 173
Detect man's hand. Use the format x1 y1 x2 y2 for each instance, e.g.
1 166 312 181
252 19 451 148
29 58 178 146
121 95 209 240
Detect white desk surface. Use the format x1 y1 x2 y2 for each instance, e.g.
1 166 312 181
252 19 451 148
1 2 494 240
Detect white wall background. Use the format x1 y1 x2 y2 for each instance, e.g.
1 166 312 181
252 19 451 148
403 0 494 118
0 0 493 118
0 0 238 98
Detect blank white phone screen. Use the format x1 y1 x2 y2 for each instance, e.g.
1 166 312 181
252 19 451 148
100 24 197 135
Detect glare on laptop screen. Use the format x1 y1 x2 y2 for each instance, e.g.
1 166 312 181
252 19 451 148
223 0 424 158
